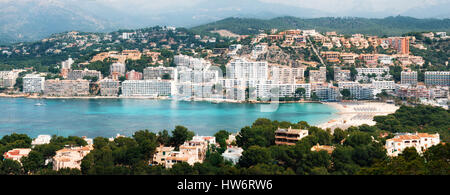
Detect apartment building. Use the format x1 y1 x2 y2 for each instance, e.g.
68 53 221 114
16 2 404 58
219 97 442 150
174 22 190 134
0 71 19 88
401 71 418 85
53 145 93 171
356 67 391 82
322 51 340 63
151 145 175 167
44 79 90 96
99 79 120 96
23 74 45 93
275 127 309 146
340 53 358 64
334 67 351 82
395 84 431 99
256 83 311 99
226 58 268 81
384 37 410 54
270 66 304 84
60 58 74 78
3 148 31 162
144 66 177 80
163 136 213 168
110 62 126 80
338 82 374 100
371 81 396 90
315 85 341 101
425 71 450 86
121 80 175 97
359 54 378 65
126 70 143 80
67 68 102 80
377 55 393 65
385 132 440 157
309 67 327 83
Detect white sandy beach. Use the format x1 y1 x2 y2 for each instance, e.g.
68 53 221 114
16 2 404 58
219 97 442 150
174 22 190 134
318 101 399 132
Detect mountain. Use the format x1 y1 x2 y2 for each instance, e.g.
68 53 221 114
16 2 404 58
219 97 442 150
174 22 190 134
1 0 449 44
191 16 450 36
0 0 120 44
0 0 326 44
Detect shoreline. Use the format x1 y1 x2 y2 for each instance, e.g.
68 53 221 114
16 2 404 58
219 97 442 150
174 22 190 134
0 93 321 104
318 101 399 132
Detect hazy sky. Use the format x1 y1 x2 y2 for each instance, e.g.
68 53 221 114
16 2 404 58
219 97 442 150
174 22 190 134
79 0 448 13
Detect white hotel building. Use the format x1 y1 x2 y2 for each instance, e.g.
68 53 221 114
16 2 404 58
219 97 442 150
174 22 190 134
425 71 450 86
23 74 45 93
121 80 176 97
385 132 440 157
256 83 311 99
226 58 268 81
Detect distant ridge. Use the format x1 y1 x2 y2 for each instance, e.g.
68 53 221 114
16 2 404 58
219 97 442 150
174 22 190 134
191 16 450 36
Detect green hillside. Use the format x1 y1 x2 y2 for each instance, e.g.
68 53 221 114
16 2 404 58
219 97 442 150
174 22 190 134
191 16 450 36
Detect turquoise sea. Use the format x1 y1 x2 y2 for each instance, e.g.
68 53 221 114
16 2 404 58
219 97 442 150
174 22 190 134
0 98 338 138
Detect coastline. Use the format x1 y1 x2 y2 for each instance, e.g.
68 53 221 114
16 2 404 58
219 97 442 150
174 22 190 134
318 101 399 132
0 93 321 104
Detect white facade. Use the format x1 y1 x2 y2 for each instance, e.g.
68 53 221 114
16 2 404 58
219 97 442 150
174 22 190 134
31 135 52 146
226 58 268 81
222 147 243 164
385 132 440 157
270 66 304 84
23 74 45 93
121 80 176 97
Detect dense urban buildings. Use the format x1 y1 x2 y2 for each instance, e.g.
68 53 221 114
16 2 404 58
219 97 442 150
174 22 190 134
44 79 90 96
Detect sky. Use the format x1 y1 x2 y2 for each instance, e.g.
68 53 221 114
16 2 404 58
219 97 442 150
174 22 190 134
73 0 449 16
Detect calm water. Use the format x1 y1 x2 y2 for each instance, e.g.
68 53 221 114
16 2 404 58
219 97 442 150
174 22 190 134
0 98 338 138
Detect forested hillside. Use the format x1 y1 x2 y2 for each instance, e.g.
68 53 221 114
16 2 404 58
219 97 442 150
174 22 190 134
191 16 450 36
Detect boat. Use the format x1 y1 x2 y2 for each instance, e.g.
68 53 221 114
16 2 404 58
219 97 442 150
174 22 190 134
34 103 44 106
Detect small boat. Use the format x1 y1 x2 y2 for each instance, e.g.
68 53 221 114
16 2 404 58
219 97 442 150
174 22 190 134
34 103 44 106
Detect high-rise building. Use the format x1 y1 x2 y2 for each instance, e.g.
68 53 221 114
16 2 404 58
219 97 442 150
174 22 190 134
425 71 450 86
44 79 90 96
143 66 177 80
67 69 102 80
121 80 176 97
226 58 268 81
0 71 19 88
99 79 120 96
270 66 304 84
126 70 143 80
23 74 45 93
401 71 418 85
110 62 126 80
309 67 327 83
334 67 351 82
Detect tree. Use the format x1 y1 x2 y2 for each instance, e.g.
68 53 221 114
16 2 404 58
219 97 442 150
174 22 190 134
170 126 194 148
214 130 230 149
0 159 23 175
162 73 171 80
157 130 171 146
119 76 126 82
295 87 306 99
21 151 45 174
340 89 351 100
239 145 273 168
